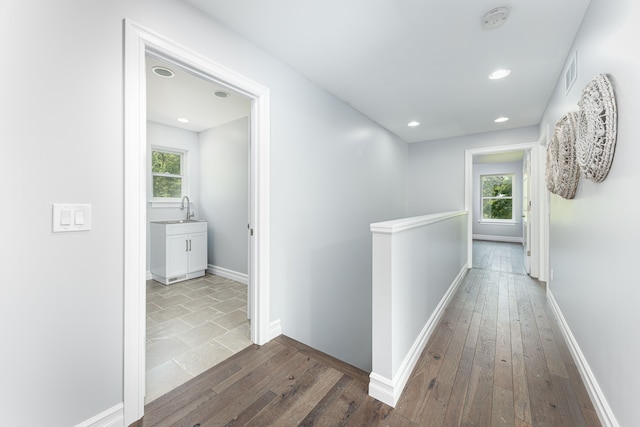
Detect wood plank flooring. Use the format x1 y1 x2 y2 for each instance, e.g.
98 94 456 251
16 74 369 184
132 241 600 427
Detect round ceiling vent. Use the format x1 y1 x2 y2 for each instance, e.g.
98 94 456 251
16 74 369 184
482 7 509 30
151 66 175 78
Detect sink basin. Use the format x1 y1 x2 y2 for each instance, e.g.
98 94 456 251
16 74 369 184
152 219 206 224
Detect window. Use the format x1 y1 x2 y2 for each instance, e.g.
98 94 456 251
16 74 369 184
151 148 185 200
481 174 514 221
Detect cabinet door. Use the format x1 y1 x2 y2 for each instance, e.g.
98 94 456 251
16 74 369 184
188 232 208 273
166 234 189 277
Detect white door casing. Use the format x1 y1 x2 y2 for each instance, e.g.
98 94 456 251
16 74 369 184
465 143 542 278
523 150 532 273
123 19 271 426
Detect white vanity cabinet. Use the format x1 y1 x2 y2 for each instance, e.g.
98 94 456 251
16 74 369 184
150 221 208 285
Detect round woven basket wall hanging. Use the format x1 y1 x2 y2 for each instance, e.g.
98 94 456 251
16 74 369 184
576 73 618 182
545 129 559 194
546 111 580 199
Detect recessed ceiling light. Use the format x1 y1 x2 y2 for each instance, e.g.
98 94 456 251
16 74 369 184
152 66 175 78
494 117 509 123
214 90 231 98
489 69 511 80
177 117 190 123
408 121 420 127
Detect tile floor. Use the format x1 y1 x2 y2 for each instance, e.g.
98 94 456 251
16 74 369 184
145 274 251 403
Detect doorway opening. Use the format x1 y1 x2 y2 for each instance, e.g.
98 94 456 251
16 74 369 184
144 53 253 403
464 143 543 279
123 20 271 425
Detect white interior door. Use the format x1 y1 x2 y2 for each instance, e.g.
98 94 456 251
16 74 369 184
523 151 532 274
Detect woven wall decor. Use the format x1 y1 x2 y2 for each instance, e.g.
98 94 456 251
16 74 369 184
576 73 618 182
545 129 559 194
546 112 580 199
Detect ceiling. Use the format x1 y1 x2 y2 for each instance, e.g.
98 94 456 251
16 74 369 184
146 55 251 133
180 0 591 142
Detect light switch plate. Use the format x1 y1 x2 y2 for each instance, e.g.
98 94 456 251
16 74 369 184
53 203 92 232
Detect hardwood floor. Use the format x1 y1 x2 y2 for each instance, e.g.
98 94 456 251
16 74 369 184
133 241 600 427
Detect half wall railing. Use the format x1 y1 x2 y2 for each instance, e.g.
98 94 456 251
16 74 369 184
369 210 469 406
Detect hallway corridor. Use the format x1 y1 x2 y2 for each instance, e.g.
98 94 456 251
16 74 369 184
136 241 599 426
392 240 599 425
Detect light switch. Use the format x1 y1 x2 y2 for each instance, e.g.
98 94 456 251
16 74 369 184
60 210 72 226
53 204 92 232
75 210 85 225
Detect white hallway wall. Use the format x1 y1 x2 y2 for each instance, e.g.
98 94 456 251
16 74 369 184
408 126 539 216
0 0 407 425
540 0 640 424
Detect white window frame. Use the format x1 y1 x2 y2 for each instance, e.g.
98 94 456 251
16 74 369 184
480 173 515 223
149 146 188 206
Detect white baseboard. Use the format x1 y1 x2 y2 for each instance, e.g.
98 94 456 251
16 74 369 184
369 372 395 406
74 403 123 427
369 264 469 407
473 234 523 243
269 319 282 340
146 270 152 280
547 290 619 427
207 264 248 285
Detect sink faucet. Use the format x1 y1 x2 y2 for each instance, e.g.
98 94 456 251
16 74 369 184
180 196 193 221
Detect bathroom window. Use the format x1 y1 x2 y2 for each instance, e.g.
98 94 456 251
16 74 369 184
151 147 185 200
481 174 514 221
